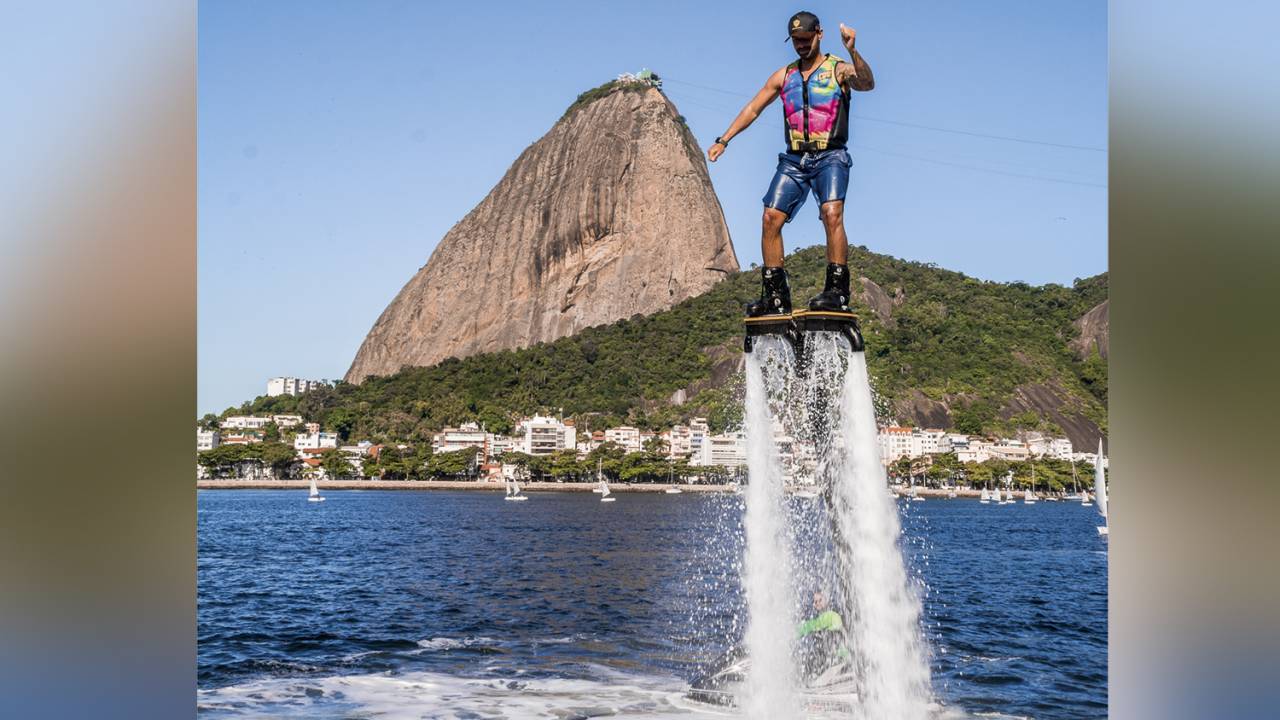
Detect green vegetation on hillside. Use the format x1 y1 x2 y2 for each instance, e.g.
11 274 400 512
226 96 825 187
228 245 1107 445
562 77 655 120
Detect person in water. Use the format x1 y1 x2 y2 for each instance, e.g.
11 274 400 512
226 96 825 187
708 11 875 317
797 589 849 677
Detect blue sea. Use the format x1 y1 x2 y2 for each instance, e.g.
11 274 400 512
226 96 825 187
197 490 1107 718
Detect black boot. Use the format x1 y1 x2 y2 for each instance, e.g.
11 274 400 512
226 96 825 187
745 266 792 317
808 263 851 311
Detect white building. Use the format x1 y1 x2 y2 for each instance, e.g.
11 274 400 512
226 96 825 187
662 425 693 460
689 417 709 458
271 414 304 428
294 432 339 452
955 439 991 464
339 442 374 475
518 415 577 456
694 432 747 468
220 415 273 430
489 434 517 459
1045 437 1074 459
197 429 220 451
988 439 1031 462
604 426 641 454
879 426 914 464
266 377 327 397
433 422 489 455
878 426 957 464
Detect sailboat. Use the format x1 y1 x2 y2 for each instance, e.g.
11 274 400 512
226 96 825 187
504 473 528 501
1095 439 1109 536
598 462 616 502
980 487 991 504
665 467 683 494
908 476 925 501
1024 466 1037 504
592 459 605 492
307 475 325 502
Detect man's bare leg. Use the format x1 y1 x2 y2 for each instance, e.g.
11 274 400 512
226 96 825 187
762 207 788 267
818 200 848 265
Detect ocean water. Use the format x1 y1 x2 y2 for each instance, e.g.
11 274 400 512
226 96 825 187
197 490 1107 718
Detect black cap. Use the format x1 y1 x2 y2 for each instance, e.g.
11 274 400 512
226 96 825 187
785 11 820 41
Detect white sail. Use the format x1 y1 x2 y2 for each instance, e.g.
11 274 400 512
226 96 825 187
600 479 611 497
1095 439 1108 519
307 475 324 502
980 488 990 502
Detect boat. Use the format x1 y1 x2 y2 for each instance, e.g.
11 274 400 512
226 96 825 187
1080 489 1093 507
1095 439 1109 536
598 462 616 503
504 475 528 501
307 476 325 502
979 487 991 504
1024 467 1037 504
665 468 683 493
687 645 859 712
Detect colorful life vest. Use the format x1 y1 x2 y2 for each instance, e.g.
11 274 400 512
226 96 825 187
780 54 850 153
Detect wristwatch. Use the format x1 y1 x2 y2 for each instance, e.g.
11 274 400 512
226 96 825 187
714 136 729 147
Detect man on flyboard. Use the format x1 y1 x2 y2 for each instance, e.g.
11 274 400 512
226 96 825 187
708 11 875 319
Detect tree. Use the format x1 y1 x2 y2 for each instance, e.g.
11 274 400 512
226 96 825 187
426 448 479 478
198 413 220 432
262 421 281 443
319 448 354 479
257 442 299 478
325 407 357 441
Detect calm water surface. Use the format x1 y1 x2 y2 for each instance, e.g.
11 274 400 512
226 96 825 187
198 490 1107 718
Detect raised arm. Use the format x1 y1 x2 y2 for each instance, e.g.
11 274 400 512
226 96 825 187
707 68 785 162
835 23 875 91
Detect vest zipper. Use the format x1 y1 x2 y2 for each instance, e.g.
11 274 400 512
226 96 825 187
801 71 811 143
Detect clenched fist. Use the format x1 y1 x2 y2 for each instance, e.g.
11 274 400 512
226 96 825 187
839 23 856 52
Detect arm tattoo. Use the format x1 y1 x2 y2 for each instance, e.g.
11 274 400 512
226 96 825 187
841 51 875 91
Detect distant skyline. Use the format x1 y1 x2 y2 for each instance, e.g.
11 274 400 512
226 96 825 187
199 0 1106 414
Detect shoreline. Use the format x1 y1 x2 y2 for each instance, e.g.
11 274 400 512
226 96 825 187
196 479 736 493
196 480 1069 499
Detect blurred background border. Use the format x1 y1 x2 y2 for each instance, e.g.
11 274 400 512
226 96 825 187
1 1 1275 717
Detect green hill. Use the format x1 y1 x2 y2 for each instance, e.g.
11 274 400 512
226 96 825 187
228 245 1107 447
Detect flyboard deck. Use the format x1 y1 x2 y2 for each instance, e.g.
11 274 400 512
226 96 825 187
743 309 864 354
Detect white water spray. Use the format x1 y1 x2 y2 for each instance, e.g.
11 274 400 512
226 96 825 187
833 349 932 719
741 338 798 719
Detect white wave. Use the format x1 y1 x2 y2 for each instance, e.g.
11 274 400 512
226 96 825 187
197 668 1014 719
414 635 499 651
198 669 712 719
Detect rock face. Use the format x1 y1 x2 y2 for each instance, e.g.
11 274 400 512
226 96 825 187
345 85 739 382
859 276 896 328
1070 300 1109 359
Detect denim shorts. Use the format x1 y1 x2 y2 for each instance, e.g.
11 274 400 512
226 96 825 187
761 148 851 222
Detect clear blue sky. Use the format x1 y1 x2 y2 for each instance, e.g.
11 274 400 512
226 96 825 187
198 0 1106 415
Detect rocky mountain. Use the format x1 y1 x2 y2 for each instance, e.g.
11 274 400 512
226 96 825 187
345 81 739 383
